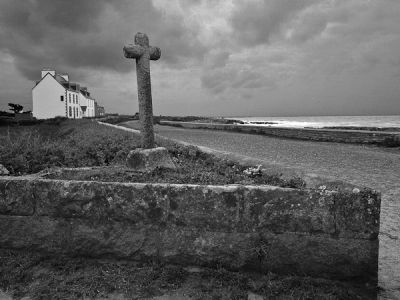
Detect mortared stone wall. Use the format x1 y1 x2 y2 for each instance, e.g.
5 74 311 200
0 176 380 284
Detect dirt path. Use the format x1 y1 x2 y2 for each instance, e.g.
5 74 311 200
124 122 400 299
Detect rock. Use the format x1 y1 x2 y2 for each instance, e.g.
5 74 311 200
0 290 13 300
88 292 128 300
151 293 192 300
126 147 176 171
394 134 400 145
184 266 203 273
0 164 9 176
248 292 264 300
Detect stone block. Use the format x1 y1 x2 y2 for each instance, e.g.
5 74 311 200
126 147 176 171
0 215 378 283
0 164 9 176
0 178 35 215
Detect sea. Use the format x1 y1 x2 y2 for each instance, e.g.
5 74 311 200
230 115 400 129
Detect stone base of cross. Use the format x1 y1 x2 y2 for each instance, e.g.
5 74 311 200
126 147 176 171
124 32 176 171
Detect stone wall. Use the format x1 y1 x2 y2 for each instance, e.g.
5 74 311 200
159 121 400 146
0 176 380 284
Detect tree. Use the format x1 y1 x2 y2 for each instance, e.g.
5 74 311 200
8 103 23 114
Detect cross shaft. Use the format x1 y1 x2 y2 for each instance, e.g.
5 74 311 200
123 32 161 149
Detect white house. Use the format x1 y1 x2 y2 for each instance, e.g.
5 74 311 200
32 69 101 119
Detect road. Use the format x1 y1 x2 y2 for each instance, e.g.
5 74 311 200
125 121 400 299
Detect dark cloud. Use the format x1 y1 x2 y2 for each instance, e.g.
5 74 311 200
230 0 316 46
0 0 206 81
201 67 272 94
39 0 105 32
207 51 231 68
290 14 328 43
1 0 400 116
288 2 351 44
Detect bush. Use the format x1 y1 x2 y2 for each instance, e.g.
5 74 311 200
100 115 138 125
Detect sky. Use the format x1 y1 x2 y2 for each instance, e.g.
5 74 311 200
0 0 399 117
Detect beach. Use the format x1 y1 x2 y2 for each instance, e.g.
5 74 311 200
231 115 400 129
124 121 400 299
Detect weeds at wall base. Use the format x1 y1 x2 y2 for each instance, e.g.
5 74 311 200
0 249 376 300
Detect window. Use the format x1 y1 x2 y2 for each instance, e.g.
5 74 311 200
69 107 72 117
60 95 64 101
69 94 71 103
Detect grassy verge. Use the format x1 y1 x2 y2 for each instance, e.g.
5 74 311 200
0 119 304 187
0 249 374 300
43 146 304 187
0 119 140 175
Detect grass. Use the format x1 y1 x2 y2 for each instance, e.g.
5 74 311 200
0 119 305 187
99 115 138 125
0 249 375 300
43 147 305 187
0 118 140 175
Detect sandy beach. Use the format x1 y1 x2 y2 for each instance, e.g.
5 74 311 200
124 121 400 299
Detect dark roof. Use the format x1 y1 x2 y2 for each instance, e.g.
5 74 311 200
34 71 95 99
55 74 68 84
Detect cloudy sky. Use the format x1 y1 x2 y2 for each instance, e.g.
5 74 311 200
0 0 399 116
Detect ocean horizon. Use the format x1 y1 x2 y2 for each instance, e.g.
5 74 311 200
229 115 400 129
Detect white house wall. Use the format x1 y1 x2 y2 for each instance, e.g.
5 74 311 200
67 91 82 119
32 72 100 119
80 95 95 117
87 98 95 117
32 75 66 119
79 94 88 117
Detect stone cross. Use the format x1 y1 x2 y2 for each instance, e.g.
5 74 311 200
123 32 161 149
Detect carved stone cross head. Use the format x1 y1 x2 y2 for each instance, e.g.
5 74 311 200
123 33 161 61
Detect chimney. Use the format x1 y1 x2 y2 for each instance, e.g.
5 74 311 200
60 73 69 82
71 83 80 91
41 68 55 78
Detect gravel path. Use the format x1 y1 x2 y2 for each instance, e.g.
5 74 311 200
125 122 400 299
